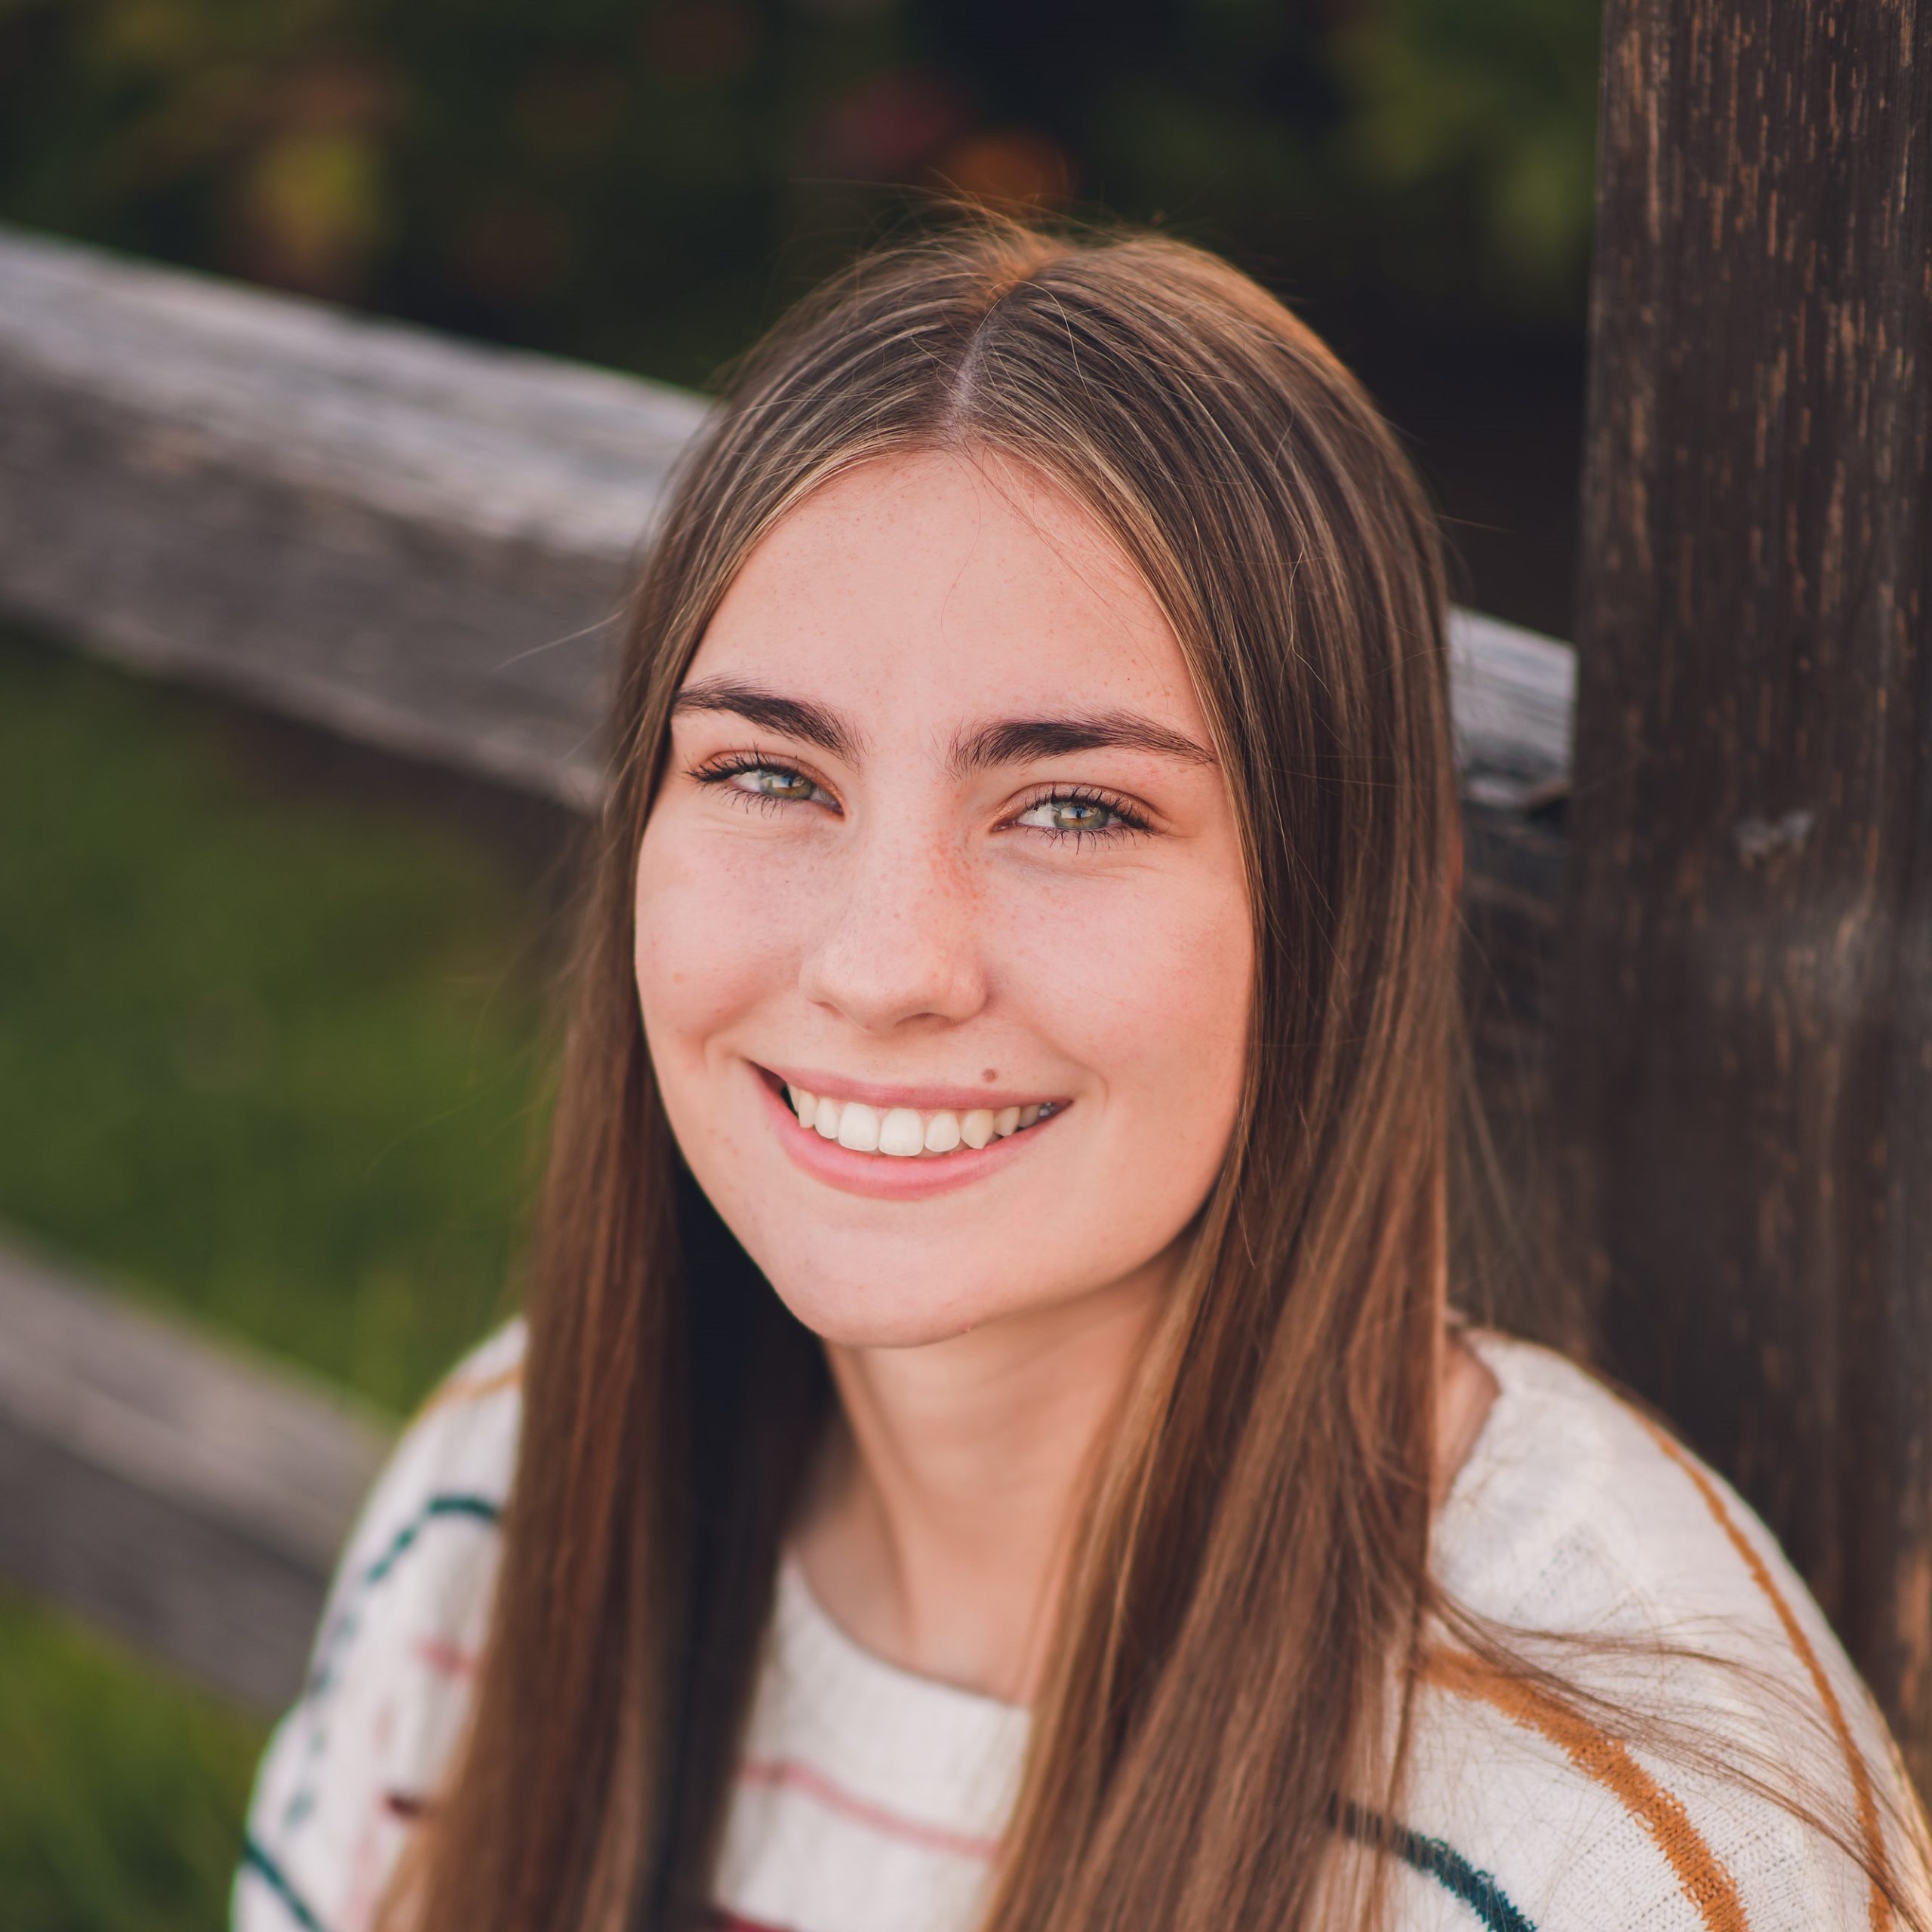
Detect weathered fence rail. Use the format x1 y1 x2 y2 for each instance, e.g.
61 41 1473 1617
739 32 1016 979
0 220 1571 1709
0 1235 389 1708
0 223 1570 810
0 223 706 808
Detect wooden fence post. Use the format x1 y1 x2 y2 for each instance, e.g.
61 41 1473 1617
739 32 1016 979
1564 2 1932 1780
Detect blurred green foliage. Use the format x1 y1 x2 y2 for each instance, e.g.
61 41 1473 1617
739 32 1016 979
0 629 554 1412
0 1586 265 1932
0 626 559 1929
0 0 1602 389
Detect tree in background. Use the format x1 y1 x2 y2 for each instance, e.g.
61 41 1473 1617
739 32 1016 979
0 0 1601 387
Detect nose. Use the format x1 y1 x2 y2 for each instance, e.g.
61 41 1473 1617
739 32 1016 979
796 817 989 1032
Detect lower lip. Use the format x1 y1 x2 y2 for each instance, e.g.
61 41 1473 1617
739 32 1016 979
754 1070 1064 1201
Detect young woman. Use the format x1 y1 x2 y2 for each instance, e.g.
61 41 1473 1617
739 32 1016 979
235 220 1930 1932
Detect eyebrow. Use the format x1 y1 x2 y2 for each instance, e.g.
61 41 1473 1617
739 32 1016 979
670 678 864 763
947 711 1217 776
669 677 1215 774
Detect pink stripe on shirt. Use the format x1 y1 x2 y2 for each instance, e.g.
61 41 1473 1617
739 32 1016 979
736 1756 1001 1863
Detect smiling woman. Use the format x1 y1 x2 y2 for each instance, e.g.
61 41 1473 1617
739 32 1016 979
637 453 1249 1337
235 220 1930 1932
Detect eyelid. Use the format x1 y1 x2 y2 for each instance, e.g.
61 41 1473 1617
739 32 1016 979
688 754 1157 841
1007 781 1155 831
691 746 831 786
689 749 843 811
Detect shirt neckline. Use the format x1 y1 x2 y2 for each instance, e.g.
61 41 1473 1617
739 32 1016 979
777 1323 1530 1727
776 1555 1032 1724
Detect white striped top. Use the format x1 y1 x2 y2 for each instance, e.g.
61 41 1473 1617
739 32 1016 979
234 1322 1931 1932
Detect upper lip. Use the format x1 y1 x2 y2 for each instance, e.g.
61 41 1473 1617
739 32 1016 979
760 1063 1066 1113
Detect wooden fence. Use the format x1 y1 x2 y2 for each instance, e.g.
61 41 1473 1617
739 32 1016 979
7 0 1927 1798
0 220 1573 1711
0 1235 388 1710
1568 0 1930 1786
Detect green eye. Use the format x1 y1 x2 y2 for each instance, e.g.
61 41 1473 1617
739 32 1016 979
1048 798 1111 832
696 758 830 811
751 768 815 800
1015 792 1132 837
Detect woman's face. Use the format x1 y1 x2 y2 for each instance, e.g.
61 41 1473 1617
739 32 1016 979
635 451 1252 1349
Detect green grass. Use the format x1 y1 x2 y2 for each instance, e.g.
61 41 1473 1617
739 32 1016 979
0 1588 266 1932
0 630 557 1413
0 628 562 1929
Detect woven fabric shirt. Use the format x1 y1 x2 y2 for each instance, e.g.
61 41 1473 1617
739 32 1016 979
233 1324 1932 1932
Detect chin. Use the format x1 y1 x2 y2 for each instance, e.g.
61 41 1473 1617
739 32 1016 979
757 1266 1006 1351
779 1301 980 1352
734 1229 1040 1350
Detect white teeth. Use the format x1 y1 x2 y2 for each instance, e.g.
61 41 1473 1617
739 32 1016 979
784 1082 1058 1157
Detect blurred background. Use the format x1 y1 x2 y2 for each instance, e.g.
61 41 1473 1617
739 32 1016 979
0 1 1598 1924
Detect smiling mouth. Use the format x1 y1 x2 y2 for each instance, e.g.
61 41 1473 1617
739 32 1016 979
780 1081 1064 1158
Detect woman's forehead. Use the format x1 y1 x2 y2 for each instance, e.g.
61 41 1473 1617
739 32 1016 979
682 451 1210 744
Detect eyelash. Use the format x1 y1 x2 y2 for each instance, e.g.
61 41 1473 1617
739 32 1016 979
688 755 1153 846
689 753 835 818
1014 782 1153 847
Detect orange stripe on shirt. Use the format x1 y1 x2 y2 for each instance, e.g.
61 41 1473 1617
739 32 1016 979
412 1361 525 1422
1640 1417 1894 1932
1423 1648 1751 1932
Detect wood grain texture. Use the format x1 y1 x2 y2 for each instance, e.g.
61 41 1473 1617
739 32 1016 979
0 223 708 805
0 1235 392 1709
1566 0 1932 1780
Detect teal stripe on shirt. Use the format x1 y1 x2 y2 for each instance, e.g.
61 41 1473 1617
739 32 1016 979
1337 1800 1537 1932
305 1491 502 1700
240 1835 330 1932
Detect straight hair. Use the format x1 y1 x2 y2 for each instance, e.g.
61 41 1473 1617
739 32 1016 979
387 215 1929 1932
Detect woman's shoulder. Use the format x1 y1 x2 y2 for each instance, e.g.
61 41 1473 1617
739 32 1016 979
1435 1327 1804 1637
1402 1327 1930 1932
340 1317 528 1541
233 1319 528 1932
1436 1328 1910 1705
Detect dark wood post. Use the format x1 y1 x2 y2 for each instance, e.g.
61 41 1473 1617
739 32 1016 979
1565 2 1932 1782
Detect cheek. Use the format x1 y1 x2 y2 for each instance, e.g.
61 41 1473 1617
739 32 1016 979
1000 865 1251 1164
632 819 799 1066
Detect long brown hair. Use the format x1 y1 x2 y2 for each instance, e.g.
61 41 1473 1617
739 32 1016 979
389 217 1921 1932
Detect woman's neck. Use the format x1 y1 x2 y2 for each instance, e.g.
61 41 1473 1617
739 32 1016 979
795 1259 1168 1706
792 1273 1500 1708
